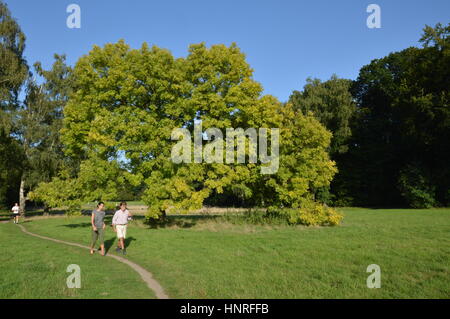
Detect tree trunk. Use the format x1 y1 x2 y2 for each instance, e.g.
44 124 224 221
43 203 50 216
19 177 26 217
161 209 167 221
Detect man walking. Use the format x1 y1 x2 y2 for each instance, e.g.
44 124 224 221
112 201 132 255
11 203 20 224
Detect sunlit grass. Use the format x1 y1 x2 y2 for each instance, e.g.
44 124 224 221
16 207 450 298
0 222 154 299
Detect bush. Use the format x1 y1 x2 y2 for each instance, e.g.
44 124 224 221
242 208 289 225
105 202 118 212
273 204 343 226
398 164 437 208
223 203 343 227
144 206 167 227
65 207 83 217
301 205 343 226
331 189 355 207
314 187 333 206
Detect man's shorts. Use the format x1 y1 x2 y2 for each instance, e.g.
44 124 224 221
116 224 127 239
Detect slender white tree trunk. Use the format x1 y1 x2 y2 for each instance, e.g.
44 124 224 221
19 177 26 216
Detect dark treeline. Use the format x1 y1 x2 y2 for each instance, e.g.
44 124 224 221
289 23 450 208
210 24 450 209
0 0 448 210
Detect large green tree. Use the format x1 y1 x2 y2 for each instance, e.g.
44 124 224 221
0 1 27 112
33 41 336 217
0 129 23 207
0 1 28 208
14 55 73 214
338 23 449 207
288 75 356 204
289 75 355 156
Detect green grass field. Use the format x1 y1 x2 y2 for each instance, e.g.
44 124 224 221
1 208 449 298
0 222 153 298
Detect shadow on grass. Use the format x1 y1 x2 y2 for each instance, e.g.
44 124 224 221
11 210 241 230
20 209 114 218
103 236 136 254
104 236 116 254
61 222 92 228
125 236 136 249
58 215 114 229
146 214 221 229
18 220 33 224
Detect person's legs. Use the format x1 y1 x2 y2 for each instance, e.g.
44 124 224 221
119 238 127 255
14 214 19 224
115 225 123 252
120 225 127 254
98 228 105 255
115 238 124 252
91 230 98 254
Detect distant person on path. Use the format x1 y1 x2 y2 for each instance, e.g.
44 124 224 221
112 201 132 255
11 203 20 224
90 202 106 256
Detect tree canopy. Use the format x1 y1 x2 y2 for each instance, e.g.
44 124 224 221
1 1 448 213
334 22 450 207
32 41 336 217
0 1 27 207
289 75 356 156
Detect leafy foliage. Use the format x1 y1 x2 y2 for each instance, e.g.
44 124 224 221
0 1 28 109
334 23 450 207
221 204 343 227
398 164 437 208
0 1 28 206
32 40 336 219
289 75 356 155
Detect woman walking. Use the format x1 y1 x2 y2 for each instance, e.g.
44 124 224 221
91 202 106 256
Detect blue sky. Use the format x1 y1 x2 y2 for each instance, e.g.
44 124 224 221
6 0 450 102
